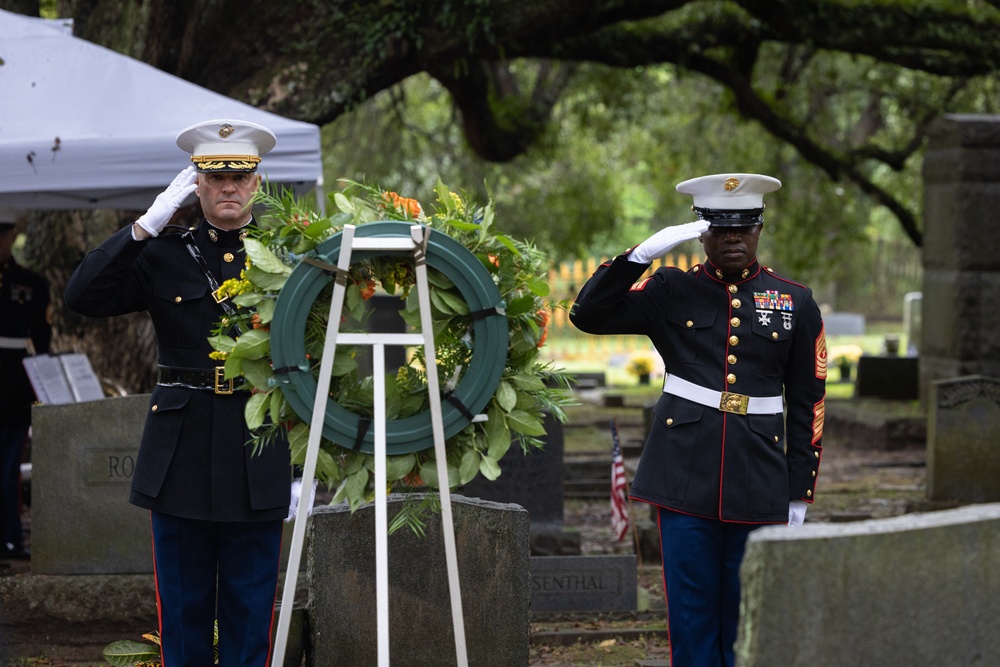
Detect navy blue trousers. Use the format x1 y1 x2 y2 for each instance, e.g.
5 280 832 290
0 425 28 550
151 512 283 667
658 509 760 667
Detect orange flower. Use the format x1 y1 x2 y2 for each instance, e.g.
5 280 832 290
250 312 269 331
359 279 376 300
382 191 422 218
536 309 549 348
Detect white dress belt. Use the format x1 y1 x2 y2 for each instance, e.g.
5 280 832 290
663 374 784 415
0 336 29 350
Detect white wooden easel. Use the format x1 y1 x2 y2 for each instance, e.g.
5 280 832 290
271 224 469 667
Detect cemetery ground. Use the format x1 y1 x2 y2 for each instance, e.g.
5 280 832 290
1 376 929 667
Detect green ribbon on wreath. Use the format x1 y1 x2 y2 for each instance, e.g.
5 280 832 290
270 221 508 455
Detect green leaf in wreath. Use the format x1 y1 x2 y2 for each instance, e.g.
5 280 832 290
429 288 455 316
223 353 243 379
331 349 359 376
385 453 416 481
494 234 520 256
232 328 270 360
245 238 292 275
209 333 236 354
246 264 288 291
102 639 161 667
525 276 550 297
495 380 517 412
459 449 479 484
506 409 547 436
242 357 274 389
288 423 309 465
478 455 502 481
268 389 287 425
435 289 470 315
505 295 536 317
511 373 547 392
255 298 276 324
334 192 356 213
232 291 264 307
245 391 270 430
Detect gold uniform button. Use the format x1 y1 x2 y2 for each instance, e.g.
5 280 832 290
730 317 741 327
728 354 737 364
666 418 674 426
224 252 235 263
732 298 741 308
806 489 813 497
686 320 694 328
774 435 779 443
727 373 736 384
812 470 817 477
729 335 739 346
814 451 820 458
151 405 158 412
174 296 182 303
772 332 779 340
728 284 738 293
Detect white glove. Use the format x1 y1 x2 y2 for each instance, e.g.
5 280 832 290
788 500 808 527
135 166 198 237
285 477 319 522
628 220 711 264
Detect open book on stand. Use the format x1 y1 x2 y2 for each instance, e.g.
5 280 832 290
23 352 106 404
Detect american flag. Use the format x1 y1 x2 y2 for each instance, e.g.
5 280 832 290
610 420 630 541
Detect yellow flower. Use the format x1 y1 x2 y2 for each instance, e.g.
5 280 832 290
626 351 656 376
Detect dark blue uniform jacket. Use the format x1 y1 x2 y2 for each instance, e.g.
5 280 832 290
571 254 826 524
64 222 290 522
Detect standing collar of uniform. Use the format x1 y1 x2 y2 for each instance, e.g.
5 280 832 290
198 218 254 248
702 257 761 283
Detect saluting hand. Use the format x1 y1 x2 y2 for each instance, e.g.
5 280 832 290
135 166 198 237
628 220 710 264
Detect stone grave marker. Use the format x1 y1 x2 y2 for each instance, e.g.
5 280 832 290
31 394 152 575
927 375 1000 503
307 494 530 667
529 555 637 613
460 412 580 555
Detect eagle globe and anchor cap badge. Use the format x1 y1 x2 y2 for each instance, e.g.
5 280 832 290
176 119 276 173
676 173 781 226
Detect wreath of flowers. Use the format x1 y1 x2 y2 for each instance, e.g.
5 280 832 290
208 179 573 525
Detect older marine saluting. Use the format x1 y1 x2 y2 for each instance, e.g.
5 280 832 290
65 120 292 667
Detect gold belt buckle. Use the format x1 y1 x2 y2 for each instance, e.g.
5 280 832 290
212 286 228 304
719 391 749 415
214 366 234 395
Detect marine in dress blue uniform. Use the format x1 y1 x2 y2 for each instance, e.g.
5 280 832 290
64 121 291 667
570 174 827 667
0 211 52 560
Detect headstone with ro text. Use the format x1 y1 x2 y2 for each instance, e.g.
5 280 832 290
31 394 152 574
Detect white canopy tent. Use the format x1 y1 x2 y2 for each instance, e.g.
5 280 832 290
0 9 323 211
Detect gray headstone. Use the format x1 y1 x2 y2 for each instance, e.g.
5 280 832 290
460 412 565 526
902 292 922 355
927 375 1000 503
529 555 637 612
822 312 866 336
738 504 1000 666
306 494 530 667
31 395 152 574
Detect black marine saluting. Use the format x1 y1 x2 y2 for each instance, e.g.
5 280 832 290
570 173 827 667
